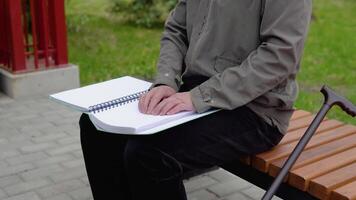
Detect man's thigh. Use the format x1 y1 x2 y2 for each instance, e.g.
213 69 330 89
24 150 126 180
126 106 283 172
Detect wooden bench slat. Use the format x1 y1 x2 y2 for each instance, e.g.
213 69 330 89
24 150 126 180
280 119 344 145
268 133 356 177
288 147 356 191
251 125 356 172
291 110 312 120
330 180 356 200
308 162 356 200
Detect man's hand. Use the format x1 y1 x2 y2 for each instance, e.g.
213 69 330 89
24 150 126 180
138 85 176 114
151 92 196 115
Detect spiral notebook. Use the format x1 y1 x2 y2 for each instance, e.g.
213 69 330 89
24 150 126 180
50 76 218 135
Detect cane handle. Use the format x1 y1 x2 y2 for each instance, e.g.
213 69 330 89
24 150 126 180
321 85 356 117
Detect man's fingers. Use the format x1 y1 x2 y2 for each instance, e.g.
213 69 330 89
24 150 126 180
160 99 179 115
142 91 154 113
147 93 164 114
151 98 168 115
138 94 146 112
166 103 186 115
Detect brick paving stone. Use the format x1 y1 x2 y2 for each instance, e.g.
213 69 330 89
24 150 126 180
69 186 92 200
58 124 79 134
37 179 84 198
20 142 56 153
0 140 33 152
0 175 22 188
80 177 89 186
57 136 79 145
18 122 56 133
8 114 40 123
241 186 265 200
49 167 87 183
61 159 85 169
7 135 30 142
32 132 68 143
0 113 17 122
4 178 51 196
57 111 80 119
0 150 20 160
2 192 41 200
0 188 7 199
241 186 283 200
184 175 218 193
20 164 65 181
0 130 22 140
207 168 238 183
0 161 9 168
222 192 253 200
208 178 252 197
39 125 70 136
6 152 48 166
0 93 14 105
34 154 76 167
47 193 73 200
39 110 65 119
0 138 8 144
72 150 83 159
0 163 34 178
23 118 51 127
187 189 218 200
52 118 80 127
46 143 81 156
41 115 68 125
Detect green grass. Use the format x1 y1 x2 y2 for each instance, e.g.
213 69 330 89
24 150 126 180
66 0 356 125
66 0 162 84
296 0 356 124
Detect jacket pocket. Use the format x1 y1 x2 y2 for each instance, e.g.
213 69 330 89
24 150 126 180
213 55 242 73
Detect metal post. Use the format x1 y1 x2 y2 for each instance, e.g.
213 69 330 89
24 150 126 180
35 0 50 67
6 0 26 72
0 0 6 66
48 0 68 65
29 0 39 68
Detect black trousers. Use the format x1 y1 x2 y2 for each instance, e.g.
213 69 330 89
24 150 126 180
79 76 284 200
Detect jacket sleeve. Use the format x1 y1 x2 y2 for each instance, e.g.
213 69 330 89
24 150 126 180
190 0 312 112
151 0 188 91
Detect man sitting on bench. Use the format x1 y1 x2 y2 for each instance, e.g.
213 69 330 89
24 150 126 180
79 0 312 199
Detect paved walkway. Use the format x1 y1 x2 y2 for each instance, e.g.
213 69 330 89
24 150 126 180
0 93 282 200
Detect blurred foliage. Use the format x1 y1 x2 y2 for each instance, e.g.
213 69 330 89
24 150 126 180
109 0 177 27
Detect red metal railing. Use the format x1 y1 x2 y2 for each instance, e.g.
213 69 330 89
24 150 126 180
0 0 68 73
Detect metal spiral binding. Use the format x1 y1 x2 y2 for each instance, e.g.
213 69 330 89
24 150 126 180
88 90 148 113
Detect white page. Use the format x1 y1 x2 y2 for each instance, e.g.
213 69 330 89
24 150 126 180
138 109 220 135
89 101 193 134
50 76 151 112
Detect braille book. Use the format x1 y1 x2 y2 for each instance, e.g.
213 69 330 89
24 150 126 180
50 76 218 135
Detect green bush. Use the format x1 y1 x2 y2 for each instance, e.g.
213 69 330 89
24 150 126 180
110 0 177 27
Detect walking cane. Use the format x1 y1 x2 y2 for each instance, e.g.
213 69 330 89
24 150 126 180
261 85 356 200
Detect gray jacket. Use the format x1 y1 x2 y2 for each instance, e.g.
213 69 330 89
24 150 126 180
152 0 312 134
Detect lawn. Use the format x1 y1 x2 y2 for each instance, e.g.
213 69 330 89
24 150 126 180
66 0 356 125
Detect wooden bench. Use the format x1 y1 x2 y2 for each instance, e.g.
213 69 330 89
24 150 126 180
220 109 356 200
